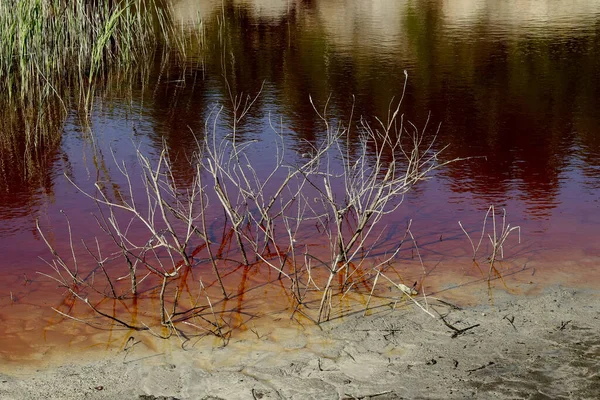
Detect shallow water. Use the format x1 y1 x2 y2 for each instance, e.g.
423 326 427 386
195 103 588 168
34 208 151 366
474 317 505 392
0 0 599 365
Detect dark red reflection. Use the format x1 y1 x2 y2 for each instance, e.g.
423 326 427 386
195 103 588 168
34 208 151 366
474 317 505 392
1 0 600 367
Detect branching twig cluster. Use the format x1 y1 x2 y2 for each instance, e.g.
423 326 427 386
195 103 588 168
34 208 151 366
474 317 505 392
38 75 457 341
459 205 521 279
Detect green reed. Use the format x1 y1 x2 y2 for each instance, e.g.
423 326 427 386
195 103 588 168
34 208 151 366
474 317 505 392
0 0 163 101
0 0 203 182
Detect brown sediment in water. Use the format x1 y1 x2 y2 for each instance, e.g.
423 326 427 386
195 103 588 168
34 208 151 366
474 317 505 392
1 241 597 377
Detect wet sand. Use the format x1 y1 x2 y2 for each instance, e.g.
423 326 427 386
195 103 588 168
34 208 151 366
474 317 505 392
1 283 598 399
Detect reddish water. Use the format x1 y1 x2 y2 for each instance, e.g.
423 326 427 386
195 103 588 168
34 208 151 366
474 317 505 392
1 0 599 368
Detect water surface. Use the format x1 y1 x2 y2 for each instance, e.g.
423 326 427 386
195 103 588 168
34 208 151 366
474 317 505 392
0 0 599 365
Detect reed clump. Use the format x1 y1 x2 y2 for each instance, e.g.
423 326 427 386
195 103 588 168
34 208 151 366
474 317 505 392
0 0 200 186
0 0 160 102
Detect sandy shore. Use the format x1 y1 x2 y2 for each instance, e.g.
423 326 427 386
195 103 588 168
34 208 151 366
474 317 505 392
0 285 598 400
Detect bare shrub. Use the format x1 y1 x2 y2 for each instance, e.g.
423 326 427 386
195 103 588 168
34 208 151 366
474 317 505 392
38 75 458 340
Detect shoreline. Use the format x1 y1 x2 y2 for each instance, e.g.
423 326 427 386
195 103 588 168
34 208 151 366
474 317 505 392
1 284 598 399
